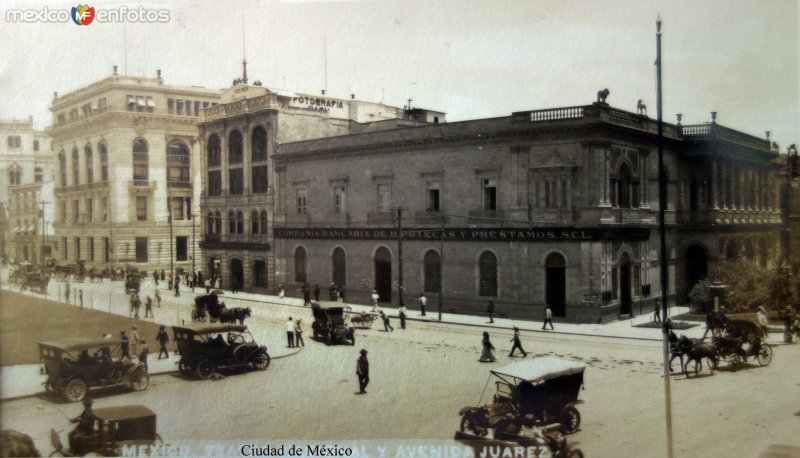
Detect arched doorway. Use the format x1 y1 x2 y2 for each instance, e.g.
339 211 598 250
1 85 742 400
374 247 392 303
332 247 346 287
685 245 708 295
545 253 566 317
619 253 632 315
230 259 244 290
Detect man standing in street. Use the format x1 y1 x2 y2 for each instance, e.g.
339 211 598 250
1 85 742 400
418 293 427 316
155 289 161 308
65 281 71 304
542 306 554 330
356 349 369 394
174 279 180 297
156 325 169 360
131 325 142 355
145 296 154 318
286 317 295 348
398 304 408 329
487 300 495 324
132 294 141 319
120 331 131 359
138 339 149 370
371 290 380 312
509 326 528 357
303 284 312 306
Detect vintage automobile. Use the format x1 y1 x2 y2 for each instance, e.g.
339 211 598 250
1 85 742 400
311 301 356 345
124 270 141 294
38 338 149 402
172 324 270 379
50 405 162 456
458 356 585 437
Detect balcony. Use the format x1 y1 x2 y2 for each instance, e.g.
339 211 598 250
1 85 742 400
167 181 192 189
414 210 448 226
129 180 156 192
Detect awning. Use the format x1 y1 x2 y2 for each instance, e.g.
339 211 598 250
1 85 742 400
127 95 135 105
137 97 146 107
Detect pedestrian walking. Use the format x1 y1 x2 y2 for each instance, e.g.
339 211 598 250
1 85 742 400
398 304 407 329
79 289 83 309
138 340 149 370
338 285 345 302
295 319 305 347
129 293 135 317
278 282 285 299
418 293 427 316
487 300 495 324
303 284 312 306
65 281 71 304
160 269 165 282
174 280 180 297
509 327 527 357
286 317 295 348
653 299 661 324
792 316 800 342
120 331 131 359
371 290 380 312
313 284 321 302
153 270 159 286
356 349 369 394
156 325 169 359
479 331 496 362
380 310 394 332
155 289 161 308
167 274 173 291
132 294 141 319
145 296 153 318
542 306 554 330
131 325 141 356
231 278 239 294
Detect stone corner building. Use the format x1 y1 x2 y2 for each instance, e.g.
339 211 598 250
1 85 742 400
272 102 782 323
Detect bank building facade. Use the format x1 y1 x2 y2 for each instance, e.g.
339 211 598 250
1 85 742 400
271 103 782 322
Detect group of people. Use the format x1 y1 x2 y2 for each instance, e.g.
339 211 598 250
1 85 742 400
285 317 305 348
480 326 528 362
128 291 159 319
300 282 346 306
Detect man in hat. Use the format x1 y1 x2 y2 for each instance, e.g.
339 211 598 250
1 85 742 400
356 349 369 394
371 290 380 312
69 398 97 454
313 283 321 302
380 310 394 332
286 317 295 348
756 306 768 335
156 325 169 359
138 339 149 370
131 325 141 356
509 327 527 357
144 295 153 318
120 331 131 359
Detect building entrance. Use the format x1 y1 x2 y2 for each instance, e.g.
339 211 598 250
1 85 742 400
374 247 392 303
620 252 632 315
545 253 566 317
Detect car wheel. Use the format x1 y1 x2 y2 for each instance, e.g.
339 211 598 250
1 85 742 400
560 406 581 434
252 352 271 371
195 359 215 380
459 414 486 437
129 367 149 391
64 378 87 402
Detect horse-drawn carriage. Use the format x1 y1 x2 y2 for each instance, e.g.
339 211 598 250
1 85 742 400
458 356 585 437
192 293 251 324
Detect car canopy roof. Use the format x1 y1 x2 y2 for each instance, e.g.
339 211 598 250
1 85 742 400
94 405 155 422
311 301 350 310
173 324 247 334
490 356 586 383
38 338 121 352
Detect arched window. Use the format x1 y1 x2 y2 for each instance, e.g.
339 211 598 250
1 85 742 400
99 143 109 181
229 130 243 165
236 211 244 234
252 126 267 162
84 144 93 184
58 152 67 186
167 141 190 185
214 211 222 234
332 247 346 287
251 210 259 234
132 138 148 181
259 210 268 235
207 212 214 235
207 134 221 167
35 167 43 183
424 250 442 293
294 246 307 283
227 211 236 234
71 147 80 185
479 251 498 297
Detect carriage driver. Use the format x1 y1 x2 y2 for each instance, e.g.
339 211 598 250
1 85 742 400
69 399 97 454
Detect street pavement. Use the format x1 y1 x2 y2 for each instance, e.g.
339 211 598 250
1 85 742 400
0 271 788 401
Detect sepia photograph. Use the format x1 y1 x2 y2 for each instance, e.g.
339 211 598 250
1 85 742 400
0 1 798 457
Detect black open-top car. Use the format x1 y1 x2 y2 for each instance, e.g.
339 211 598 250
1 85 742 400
172 324 270 379
311 301 356 345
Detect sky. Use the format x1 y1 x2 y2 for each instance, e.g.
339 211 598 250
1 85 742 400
0 0 798 150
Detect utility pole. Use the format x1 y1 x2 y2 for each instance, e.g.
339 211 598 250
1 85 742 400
397 207 405 307
168 203 174 282
192 209 196 286
655 15 675 458
439 218 445 321
38 200 51 265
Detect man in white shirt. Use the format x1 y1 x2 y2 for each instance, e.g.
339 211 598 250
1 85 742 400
371 290 380 312
418 293 427 316
286 317 295 348
542 306 554 330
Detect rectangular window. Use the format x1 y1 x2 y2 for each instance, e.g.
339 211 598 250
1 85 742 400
60 201 66 223
296 187 307 215
208 171 221 196
136 196 147 221
185 100 191 116
377 183 391 212
167 99 174 114
75 237 81 261
89 237 95 262
194 101 200 116
426 180 440 211
102 198 108 222
333 185 346 214
136 96 145 112
229 169 244 195
73 200 80 223
127 95 135 111
176 100 184 115
482 178 497 210
176 236 188 261
171 197 184 221
252 166 268 194
63 236 68 260
133 164 148 181
135 237 148 263
145 96 154 113
104 237 110 262
86 198 93 222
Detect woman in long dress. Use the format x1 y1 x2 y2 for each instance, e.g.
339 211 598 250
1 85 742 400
479 331 496 362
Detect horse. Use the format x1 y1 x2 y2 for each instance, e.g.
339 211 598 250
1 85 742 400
597 88 610 103
231 307 251 325
636 99 647 115
674 335 717 377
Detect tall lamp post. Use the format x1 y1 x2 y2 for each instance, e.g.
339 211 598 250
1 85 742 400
782 144 798 262
655 15 675 458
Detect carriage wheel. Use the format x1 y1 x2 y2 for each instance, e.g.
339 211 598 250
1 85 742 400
64 378 87 402
459 414 487 437
559 406 581 434
252 352 271 371
756 345 772 366
128 367 149 391
725 352 742 367
195 359 215 380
